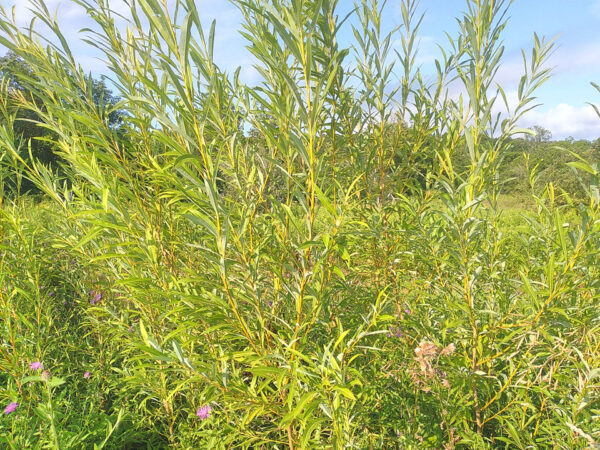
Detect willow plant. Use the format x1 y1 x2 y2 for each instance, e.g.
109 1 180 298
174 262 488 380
0 0 598 448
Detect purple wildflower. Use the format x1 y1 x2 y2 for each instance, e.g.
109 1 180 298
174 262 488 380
127 325 134 333
30 361 43 371
404 309 411 315
49 292 54 297
387 327 403 338
196 405 212 420
84 371 90 379
90 292 102 305
4 402 18 415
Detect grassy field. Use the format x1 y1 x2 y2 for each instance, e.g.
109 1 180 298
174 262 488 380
1 188 598 448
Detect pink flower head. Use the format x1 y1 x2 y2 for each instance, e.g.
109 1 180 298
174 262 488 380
196 405 212 420
30 361 43 371
4 402 18 415
84 371 90 379
90 291 102 305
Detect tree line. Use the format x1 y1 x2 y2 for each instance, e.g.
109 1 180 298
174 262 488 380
1 51 598 202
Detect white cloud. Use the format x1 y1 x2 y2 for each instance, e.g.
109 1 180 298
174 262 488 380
473 38 600 95
238 61 261 85
494 54 527 88
454 87 600 140
550 40 600 76
519 103 600 140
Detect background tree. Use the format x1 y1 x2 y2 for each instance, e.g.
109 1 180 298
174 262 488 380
527 124 552 143
0 52 125 193
0 52 57 172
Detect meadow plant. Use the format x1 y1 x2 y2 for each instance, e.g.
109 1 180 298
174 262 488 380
0 0 598 447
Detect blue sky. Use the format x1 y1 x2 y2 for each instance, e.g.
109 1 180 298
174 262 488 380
2 0 600 139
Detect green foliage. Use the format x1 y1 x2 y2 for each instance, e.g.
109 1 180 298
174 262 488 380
0 51 125 194
495 136 599 201
0 0 599 448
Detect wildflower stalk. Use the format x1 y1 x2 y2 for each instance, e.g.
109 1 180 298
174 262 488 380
44 379 61 449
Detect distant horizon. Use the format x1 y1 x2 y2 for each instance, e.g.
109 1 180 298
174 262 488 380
1 0 599 140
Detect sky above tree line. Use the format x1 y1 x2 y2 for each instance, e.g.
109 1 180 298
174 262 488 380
1 0 600 140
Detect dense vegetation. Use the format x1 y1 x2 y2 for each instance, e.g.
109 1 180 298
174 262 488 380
0 0 599 448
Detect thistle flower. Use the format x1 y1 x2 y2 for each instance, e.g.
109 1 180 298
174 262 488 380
84 371 90 378
30 361 43 371
196 405 212 420
4 402 18 415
